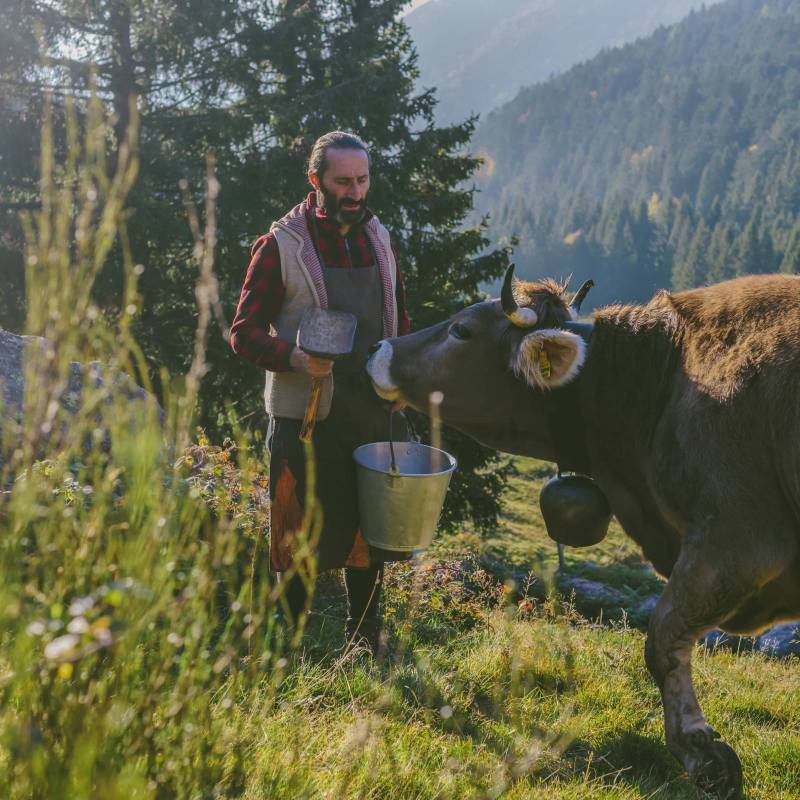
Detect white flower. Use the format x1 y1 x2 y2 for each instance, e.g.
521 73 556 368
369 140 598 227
26 621 46 637
69 596 95 617
44 634 80 662
67 617 89 634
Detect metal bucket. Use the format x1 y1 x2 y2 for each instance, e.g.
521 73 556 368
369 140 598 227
353 442 457 552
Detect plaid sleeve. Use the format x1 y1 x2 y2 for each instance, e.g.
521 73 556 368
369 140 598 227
230 233 294 372
392 245 411 335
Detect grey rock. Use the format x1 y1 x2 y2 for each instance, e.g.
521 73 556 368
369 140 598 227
1 329 162 463
756 623 800 657
700 629 754 653
634 593 660 620
557 575 627 610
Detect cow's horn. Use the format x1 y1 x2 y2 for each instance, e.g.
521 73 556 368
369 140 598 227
570 279 594 318
501 264 538 327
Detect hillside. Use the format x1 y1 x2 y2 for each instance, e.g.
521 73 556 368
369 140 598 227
405 0 722 124
473 0 800 304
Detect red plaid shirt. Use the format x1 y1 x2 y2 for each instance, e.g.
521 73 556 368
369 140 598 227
230 192 410 372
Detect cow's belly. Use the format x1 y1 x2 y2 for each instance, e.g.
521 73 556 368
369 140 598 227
720 560 800 635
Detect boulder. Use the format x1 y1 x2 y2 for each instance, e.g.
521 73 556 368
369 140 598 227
556 574 628 614
699 629 754 653
634 593 660 620
756 623 800 658
0 328 162 465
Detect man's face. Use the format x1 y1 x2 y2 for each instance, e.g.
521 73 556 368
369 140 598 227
311 147 370 225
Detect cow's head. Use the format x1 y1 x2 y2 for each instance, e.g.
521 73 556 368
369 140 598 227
366 265 592 458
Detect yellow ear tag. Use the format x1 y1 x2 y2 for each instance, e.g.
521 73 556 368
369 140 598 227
539 349 551 379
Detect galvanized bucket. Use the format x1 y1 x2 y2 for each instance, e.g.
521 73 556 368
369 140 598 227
353 442 457 552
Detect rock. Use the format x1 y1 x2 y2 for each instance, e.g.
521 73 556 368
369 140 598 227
0 329 162 464
756 623 800 657
634 593 660 620
700 629 754 653
556 575 628 612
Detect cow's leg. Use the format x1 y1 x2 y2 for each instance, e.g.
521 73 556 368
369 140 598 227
645 545 751 799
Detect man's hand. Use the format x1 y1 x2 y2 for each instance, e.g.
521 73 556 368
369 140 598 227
290 347 333 378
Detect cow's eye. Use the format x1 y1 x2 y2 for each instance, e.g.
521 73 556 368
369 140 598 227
449 323 472 341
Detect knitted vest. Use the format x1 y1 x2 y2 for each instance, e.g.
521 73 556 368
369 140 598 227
263 199 398 420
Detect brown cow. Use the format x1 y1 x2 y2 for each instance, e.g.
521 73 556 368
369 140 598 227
366 266 800 799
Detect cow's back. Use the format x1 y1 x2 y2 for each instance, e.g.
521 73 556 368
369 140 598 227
588 274 800 567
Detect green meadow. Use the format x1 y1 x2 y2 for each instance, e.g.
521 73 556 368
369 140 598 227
1 109 798 800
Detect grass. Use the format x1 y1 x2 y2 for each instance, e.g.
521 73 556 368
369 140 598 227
275 463 799 800
1 104 797 799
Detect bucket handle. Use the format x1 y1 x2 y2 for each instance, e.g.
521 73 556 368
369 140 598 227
388 408 399 474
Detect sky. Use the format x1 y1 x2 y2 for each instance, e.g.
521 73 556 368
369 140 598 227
402 0 432 15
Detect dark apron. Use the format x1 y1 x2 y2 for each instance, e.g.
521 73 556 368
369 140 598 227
268 252 409 573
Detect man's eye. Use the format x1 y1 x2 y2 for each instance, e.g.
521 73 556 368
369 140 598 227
449 323 472 341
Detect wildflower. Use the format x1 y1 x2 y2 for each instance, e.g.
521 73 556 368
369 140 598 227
69 596 95 617
44 634 80 662
57 662 74 679
67 617 89 634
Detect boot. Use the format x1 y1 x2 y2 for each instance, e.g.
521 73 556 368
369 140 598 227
344 616 385 656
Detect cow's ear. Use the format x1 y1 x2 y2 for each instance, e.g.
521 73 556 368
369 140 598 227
513 329 586 390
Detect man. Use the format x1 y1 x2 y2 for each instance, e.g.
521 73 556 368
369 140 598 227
230 131 410 651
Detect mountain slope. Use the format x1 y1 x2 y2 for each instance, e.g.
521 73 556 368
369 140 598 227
406 0 722 124
471 0 800 303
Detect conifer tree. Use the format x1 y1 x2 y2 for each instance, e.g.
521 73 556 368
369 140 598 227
706 222 736 283
780 219 800 274
2 0 513 529
733 213 763 276
672 220 709 290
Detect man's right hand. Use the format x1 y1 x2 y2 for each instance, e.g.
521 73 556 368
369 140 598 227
290 347 334 378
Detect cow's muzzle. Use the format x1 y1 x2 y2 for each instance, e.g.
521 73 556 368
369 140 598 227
366 340 401 401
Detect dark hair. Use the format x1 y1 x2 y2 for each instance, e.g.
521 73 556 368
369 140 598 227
307 131 370 179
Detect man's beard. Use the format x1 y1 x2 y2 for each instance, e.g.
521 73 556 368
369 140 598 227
318 185 366 225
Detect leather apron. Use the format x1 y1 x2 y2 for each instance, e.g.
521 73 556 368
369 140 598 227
268 229 409 573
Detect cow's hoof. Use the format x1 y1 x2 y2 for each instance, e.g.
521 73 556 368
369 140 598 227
691 739 744 800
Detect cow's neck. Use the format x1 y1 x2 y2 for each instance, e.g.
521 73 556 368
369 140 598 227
544 322 594 476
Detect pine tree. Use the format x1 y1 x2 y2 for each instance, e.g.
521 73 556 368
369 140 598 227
2 0 513 530
706 222 736 283
0 0 258 400
672 220 709 290
254 0 516 528
733 213 763 276
780 219 800 274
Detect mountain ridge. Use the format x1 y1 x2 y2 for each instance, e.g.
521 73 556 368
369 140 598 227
406 0 723 124
470 0 800 304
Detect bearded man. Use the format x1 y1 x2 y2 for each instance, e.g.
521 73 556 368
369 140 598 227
230 131 411 651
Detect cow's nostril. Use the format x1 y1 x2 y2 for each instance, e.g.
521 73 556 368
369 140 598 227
368 342 382 356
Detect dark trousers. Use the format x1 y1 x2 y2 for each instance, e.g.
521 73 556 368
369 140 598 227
281 565 384 623
268 373 410 573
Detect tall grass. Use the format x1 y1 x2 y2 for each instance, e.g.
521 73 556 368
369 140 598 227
0 98 293 798
0 101 797 800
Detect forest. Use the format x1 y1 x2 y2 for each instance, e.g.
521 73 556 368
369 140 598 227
474 0 800 304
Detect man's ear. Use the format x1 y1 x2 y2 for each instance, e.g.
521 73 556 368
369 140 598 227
513 329 586 390
308 171 319 190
